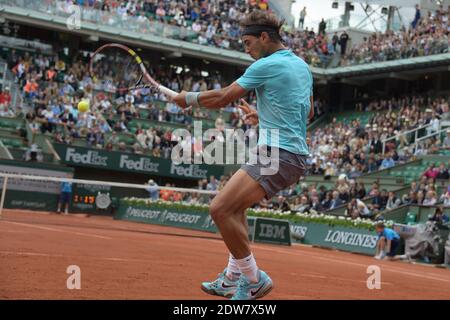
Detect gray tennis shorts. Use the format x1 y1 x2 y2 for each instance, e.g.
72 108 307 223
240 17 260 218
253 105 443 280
241 146 308 199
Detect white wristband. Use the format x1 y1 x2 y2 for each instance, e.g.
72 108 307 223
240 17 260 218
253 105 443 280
185 92 201 108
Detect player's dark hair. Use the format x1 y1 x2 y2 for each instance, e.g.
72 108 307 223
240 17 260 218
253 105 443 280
240 10 284 42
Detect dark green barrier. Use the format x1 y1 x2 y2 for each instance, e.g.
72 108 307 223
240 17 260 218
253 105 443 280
0 159 73 212
54 144 225 180
115 202 292 246
115 203 217 232
290 222 377 255
254 218 291 246
1 190 58 211
248 216 256 241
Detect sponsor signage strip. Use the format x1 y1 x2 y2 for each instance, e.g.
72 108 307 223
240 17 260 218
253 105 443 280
115 203 292 245
117 203 379 253
54 144 224 180
290 223 378 255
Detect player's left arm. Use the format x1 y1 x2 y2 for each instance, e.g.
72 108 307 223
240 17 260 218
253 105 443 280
172 82 247 110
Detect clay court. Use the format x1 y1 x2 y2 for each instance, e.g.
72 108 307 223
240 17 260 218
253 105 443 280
1 209 450 300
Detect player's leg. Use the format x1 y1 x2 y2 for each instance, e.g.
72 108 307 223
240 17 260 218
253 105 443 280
209 169 266 260
200 208 245 298
201 170 266 297
209 169 275 300
201 170 265 298
225 211 248 279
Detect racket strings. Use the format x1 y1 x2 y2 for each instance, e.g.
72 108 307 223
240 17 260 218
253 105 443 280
91 48 143 93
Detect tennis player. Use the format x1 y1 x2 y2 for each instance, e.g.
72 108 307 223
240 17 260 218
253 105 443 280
173 10 314 300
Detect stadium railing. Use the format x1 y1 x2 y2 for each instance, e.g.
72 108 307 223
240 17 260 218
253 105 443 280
382 123 435 155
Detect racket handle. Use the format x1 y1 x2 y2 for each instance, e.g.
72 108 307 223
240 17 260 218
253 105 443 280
158 85 178 99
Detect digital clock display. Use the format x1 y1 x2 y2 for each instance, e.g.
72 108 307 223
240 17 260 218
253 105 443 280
73 194 96 204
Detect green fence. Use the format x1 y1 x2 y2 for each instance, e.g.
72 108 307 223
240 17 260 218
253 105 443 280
54 144 226 180
115 201 292 246
290 222 378 255
0 159 73 212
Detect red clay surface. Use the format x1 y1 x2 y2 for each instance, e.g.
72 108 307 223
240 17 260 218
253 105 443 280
1 209 450 300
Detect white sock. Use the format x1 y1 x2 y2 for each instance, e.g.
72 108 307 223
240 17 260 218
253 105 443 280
225 254 241 281
235 253 259 283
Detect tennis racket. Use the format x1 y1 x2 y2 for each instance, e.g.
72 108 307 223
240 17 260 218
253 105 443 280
89 43 178 99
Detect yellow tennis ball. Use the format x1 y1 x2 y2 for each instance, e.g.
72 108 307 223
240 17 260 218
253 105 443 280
78 100 90 113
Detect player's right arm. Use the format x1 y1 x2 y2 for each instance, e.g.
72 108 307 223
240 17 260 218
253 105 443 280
199 82 248 109
172 82 247 110
173 58 269 110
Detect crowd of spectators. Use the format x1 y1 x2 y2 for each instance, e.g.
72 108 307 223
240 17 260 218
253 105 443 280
15 0 333 67
340 4 450 67
61 1 449 68
147 161 449 221
308 95 449 183
4 1 450 69
5 48 259 157
254 158 450 219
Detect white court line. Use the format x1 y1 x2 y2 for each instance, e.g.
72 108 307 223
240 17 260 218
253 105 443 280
0 250 149 263
0 230 29 234
300 272 393 286
1 221 112 240
253 245 450 284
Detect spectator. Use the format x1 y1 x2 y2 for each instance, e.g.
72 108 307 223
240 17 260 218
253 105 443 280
0 86 12 108
329 191 343 210
299 7 307 30
443 129 450 149
386 191 402 210
206 176 218 191
310 195 323 212
321 191 333 210
436 163 449 180
339 31 350 55
369 189 388 212
417 190 425 205
332 32 339 51
146 179 159 200
356 198 372 218
423 164 439 179
345 201 358 219
318 18 326 35
423 190 438 206
429 206 449 224
412 4 421 29
274 195 291 212
440 186 450 207
380 152 396 170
